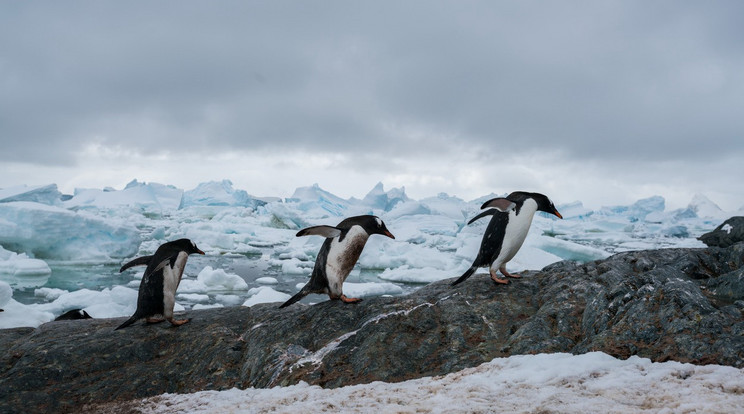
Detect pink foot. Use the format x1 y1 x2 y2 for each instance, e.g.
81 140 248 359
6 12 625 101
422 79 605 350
168 318 190 327
340 295 362 303
500 266 521 278
490 269 509 284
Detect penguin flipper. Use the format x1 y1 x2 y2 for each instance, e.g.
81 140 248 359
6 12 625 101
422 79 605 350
480 198 516 212
467 209 500 225
296 225 342 238
119 255 154 273
451 266 477 286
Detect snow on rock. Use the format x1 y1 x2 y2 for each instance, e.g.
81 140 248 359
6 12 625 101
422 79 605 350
135 352 744 414
0 202 141 262
242 286 291 307
0 184 62 206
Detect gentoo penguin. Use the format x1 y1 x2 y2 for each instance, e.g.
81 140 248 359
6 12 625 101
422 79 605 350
55 309 92 321
279 215 395 308
115 238 204 330
452 191 562 286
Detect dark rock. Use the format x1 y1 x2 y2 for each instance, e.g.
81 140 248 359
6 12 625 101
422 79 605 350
1 243 744 413
698 216 744 247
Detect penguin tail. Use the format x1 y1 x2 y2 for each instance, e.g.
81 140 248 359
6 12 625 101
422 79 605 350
279 289 309 308
114 314 139 330
451 266 477 286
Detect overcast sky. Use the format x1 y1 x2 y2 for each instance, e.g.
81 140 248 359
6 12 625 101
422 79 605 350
1 1 743 210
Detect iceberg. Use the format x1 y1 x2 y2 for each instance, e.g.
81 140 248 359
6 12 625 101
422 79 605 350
0 184 63 206
179 266 249 293
600 196 665 222
0 202 141 262
687 194 728 220
181 180 266 209
361 182 410 211
65 179 184 212
242 286 291 307
289 183 350 217
0 245 52 287
0 280 11 309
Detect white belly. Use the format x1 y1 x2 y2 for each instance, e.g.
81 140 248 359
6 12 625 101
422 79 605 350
491 199 537 270
163 252 188 318
325 226 369 296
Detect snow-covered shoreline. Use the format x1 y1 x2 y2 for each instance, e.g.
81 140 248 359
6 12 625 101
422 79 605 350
111 352 744 413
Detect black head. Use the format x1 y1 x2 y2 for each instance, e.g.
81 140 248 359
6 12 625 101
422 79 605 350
507 191 563 219
166 238 206 255
338 215 395 239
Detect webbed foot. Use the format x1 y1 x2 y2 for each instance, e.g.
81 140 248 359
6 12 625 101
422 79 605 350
500 266 521 279
490 269 509 284
340 295 362 304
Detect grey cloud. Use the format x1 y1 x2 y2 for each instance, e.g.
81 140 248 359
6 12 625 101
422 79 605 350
1 1 743 166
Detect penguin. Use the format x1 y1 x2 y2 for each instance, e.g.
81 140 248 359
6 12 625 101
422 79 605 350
115 238 205 330
55 309 92 321
451 191 562 286
279 215 395 308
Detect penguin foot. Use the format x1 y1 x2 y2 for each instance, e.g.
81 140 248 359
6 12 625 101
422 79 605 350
146 317 166 324
499 267 521 278
168 318 191 327
490 270 509 284
340 295 362 304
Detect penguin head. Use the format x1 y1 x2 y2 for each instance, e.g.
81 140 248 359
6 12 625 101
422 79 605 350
507 192 563 219
369 216 396 239
532 193 563 219
340 215 395 239
170 238 206 255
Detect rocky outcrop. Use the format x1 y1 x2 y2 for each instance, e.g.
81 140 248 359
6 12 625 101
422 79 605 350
1 244 744 413
699 216 744 248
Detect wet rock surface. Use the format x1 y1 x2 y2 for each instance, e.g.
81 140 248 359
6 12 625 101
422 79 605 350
699 216 744 248
2 243 743 413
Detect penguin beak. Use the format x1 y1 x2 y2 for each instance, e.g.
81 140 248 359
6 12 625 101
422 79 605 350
196 248 205 255
553 209 563 219
383 230 395 239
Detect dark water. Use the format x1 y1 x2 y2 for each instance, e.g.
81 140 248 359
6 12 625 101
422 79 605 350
9 252 418 308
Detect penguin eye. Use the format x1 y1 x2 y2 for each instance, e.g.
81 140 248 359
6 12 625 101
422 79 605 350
375 217 383 227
